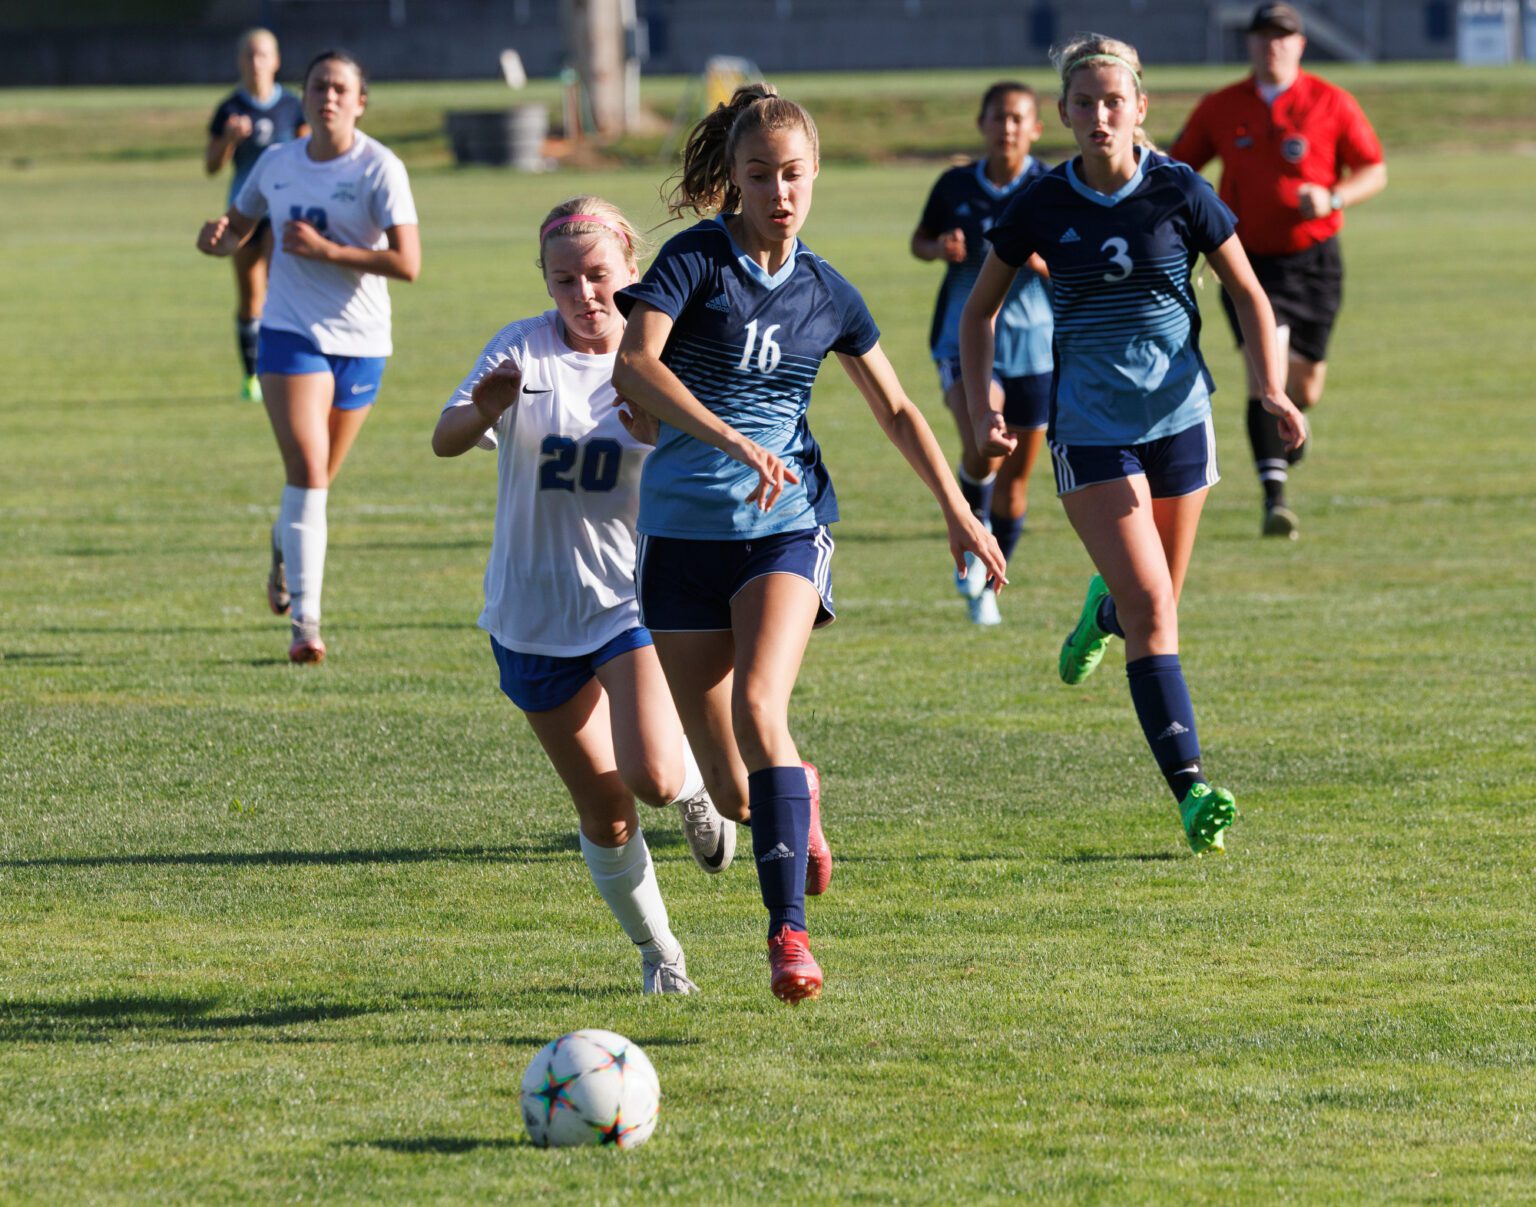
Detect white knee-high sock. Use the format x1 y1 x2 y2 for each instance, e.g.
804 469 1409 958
278 485 328 623
578 829 678 958
669 739 705 805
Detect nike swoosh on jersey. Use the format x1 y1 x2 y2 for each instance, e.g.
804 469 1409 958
522 386 552 394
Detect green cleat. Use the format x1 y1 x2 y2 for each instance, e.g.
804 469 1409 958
1058 574 1114 684
241 374 263 403
1179 782 1236 855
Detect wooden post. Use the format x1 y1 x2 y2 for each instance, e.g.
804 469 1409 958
560 0 629 135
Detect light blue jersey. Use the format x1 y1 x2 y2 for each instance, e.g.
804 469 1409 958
616 218 879 540
919 158 1053 379
986 150 1237 445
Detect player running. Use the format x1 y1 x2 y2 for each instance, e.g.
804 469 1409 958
1170 2 1387 539
203 28 307 403
433 196 735 996
959 35 1304 854
912 81 1054 626
196 49 420 665
612 83 1006 1003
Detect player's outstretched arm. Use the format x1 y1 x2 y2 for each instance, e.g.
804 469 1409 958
195 207 258 257
1206 235 1306 450
613 301 798 512
958 250 1020 459
433 360 520 457
836 343 1008 591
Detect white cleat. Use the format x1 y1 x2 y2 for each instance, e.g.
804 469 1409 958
954 550 988 601
968 589 1002 626
676 788 735 873
642 947 698 995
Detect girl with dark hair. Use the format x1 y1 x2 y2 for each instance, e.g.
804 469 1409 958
912 80 1054 625
197 50 420 664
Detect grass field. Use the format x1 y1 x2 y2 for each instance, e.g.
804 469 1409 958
2 69 1535 1203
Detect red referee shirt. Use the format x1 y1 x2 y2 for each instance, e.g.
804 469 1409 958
1170 70 1383 256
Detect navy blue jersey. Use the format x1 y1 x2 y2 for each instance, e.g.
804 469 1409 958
918 158 1053 377
986 150 1237 445
209 87 305 205
617 217 879 539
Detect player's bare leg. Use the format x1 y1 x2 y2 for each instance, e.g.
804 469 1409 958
731 574 826 1001
944 377 1004 623
596 645 734 873
232 224 270 401
525 680 696 994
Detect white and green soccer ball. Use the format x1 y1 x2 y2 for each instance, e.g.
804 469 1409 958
520 1029 661 1149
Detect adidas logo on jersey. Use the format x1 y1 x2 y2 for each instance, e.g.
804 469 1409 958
1059 227 1081 243
758 842 795 864
705 293 731 313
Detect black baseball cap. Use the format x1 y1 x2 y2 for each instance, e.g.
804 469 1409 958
1248 2 1304 34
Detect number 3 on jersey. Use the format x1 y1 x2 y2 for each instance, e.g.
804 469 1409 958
539 435 622 493
1101 237 1132 282
736 319 782 374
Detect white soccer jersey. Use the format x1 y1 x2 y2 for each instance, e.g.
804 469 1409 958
235 132 417 357
445 311 650 657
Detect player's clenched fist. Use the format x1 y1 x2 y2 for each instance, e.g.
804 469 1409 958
471 360 522 424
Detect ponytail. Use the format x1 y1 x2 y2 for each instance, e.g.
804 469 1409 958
667 82 819 217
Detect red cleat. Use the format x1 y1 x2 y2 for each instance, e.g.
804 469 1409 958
767 925 822 1004
802 761 832 895
288 619 325 664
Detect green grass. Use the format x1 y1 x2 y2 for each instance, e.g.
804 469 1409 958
2 78 1535 1202
3 62 1533 168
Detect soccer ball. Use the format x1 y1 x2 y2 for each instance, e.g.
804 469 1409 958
520 1029 661 1149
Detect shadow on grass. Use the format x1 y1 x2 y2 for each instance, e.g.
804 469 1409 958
0 839 581 871
0 994 376 1042
1 650 87 665
1057 851 1181 864
363 1136 531 1155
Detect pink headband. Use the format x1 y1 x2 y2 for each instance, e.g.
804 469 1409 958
540 213 631 246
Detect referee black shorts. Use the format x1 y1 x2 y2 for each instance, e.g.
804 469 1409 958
1221 235 1344 364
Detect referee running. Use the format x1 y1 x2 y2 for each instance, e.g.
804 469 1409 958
1171 2 1387 539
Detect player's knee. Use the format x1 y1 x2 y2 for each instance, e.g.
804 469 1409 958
618 754 675 809
1116 588 1178 647
576 805 636 848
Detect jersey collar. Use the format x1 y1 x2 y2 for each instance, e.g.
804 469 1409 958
1065 146 1147 208
714 216 802 290
974 157 1035 199
237 86 284 111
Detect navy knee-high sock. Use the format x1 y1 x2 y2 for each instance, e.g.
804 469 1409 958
1125 654 1207 802
237 318 260 376
988 511 1025 565
748 766 810 935
1095 594 1125 639
956 467 995 524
